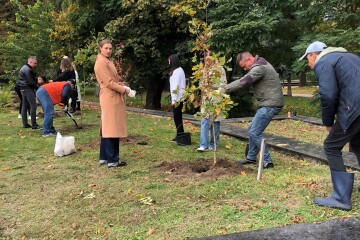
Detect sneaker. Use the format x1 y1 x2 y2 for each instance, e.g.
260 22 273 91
236 159 257 165
28 116 39 120
42 133 56 137
18 114 21 119
263 162 274 169
23 124 32 128
99 160 107 166
171 136 177 142
108 161 127 168
197 146 208 152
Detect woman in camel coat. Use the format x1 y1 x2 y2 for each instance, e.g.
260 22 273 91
94 39 134 168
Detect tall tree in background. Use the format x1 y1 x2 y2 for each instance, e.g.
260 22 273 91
103 0 194 109
0 0 36 74
0 0 56 77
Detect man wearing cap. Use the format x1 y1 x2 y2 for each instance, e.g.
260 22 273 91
36 80 75 137
300 41 360 210
222 52 284 169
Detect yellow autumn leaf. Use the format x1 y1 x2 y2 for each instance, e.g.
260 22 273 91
1 167 11 171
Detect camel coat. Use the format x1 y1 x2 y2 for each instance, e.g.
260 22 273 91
94 54 128 138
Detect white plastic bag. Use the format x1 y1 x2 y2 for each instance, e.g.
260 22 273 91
54 132 77 157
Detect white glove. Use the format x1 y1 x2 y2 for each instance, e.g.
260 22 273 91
128 89 136 98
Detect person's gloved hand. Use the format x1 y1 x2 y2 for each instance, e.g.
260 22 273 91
125 86 136 98
218 87 226 94
128 89 136 98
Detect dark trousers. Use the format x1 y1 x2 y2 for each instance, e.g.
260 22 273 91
21 89 37 127
324 115 360 172
173 101 184 135
100 137 120 163
70 89 80 110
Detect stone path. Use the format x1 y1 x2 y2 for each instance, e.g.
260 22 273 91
127 107 359 171
193 217 360 240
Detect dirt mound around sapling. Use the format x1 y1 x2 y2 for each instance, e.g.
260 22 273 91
156 158 254 178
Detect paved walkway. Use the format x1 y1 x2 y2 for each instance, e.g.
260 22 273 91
127 107 359 171
194 217 360 240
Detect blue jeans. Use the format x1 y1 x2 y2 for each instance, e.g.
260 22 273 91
200 117 220 149
36 88 55 134
247 107 281 163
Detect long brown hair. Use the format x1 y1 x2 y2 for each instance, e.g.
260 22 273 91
60 58 74 72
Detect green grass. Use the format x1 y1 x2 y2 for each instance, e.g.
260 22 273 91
282 86 318 95
280 96 320 118
0 105 359 239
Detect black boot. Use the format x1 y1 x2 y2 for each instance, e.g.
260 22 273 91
70 101 76 113
313 171 354 210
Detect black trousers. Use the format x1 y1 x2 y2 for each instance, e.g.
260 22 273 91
173 101 184 135
20 89 37 127
324 115 360 171
100 137 120 163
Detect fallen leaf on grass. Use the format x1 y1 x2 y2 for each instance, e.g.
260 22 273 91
71 223 77 230
163 178 171 183
83 192 95 199
225 144 232 149
147 228 154 235
1 167 11 171
240 171 246 176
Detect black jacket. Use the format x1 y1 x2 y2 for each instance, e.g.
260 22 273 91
18 64 38 90
53 70 75 82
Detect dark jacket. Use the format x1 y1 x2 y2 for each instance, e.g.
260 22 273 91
315 47 360 131
53 70 75 82
18 64 38 90
225 56 284 108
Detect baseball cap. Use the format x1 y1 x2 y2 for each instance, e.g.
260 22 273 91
299 41 327 60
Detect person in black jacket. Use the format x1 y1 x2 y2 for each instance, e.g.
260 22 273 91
49 56 79 112
18 56 40 129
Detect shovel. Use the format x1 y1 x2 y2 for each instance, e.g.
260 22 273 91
64 107 82 129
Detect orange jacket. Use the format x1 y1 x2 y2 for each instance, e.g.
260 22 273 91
41 82 71 104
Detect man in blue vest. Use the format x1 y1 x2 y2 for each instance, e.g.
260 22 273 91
300 41 360 210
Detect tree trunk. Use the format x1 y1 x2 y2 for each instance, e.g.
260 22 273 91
145 73 166 110
298 71 307 87
287 77 292 97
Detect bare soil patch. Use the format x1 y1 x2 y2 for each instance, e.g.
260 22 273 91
156 158 255 178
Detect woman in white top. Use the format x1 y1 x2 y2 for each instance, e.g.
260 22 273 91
168 54 186 141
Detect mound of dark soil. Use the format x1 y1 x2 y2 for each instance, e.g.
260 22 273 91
156 158 254 178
